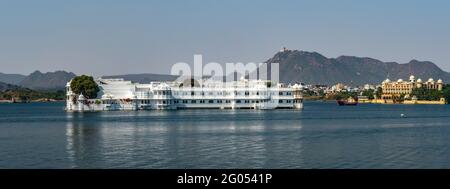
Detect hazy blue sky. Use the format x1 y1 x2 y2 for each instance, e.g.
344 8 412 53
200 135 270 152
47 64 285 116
1 0 449 76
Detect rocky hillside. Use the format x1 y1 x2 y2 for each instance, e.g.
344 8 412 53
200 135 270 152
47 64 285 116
0 81 20 92
0 73 26 85
18 70 76 90
264 50 450 85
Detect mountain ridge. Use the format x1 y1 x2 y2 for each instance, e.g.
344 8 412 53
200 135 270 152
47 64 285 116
0 81 20 92
0 49 448 88
18 70 76 91
0 73 26 85
265 49 450 85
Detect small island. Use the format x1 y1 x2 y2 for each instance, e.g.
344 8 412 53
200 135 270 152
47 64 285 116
0 70 76 103
0 88 66 103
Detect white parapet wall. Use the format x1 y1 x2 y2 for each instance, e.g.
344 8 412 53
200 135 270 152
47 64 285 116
66 78 304 112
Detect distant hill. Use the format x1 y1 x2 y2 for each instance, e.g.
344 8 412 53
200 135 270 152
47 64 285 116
102 73 178 83
0 73 26 85
103 50 450 86
0 81 20 92
264 49 450 85
2 49 449 89
0 83 66 101
19 70 76 91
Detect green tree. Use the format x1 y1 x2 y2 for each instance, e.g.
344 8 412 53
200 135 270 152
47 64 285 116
362 89 375 99
70 75 100 99
411 88 442 101
335 91 357 100
442 84 450 103
375 87 382 99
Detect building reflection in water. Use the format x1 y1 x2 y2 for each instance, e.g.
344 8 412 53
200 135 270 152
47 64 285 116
65 110 304 168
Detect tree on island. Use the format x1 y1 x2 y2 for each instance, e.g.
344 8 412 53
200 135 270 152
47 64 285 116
443 84 450 103
70 75 99 99
411 88 442 101
375 87 382 99
361 89 375 99
335 91 358 100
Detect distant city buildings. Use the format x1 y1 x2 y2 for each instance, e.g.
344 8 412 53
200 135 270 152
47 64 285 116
363 84 376 90
330 83 346 93
244 74 446 104
323 83 362 94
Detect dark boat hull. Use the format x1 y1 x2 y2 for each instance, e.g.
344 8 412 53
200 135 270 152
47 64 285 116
337 100 358 106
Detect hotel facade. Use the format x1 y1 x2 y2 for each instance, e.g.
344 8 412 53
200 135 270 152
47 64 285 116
381 75 444 100
65 78 304 111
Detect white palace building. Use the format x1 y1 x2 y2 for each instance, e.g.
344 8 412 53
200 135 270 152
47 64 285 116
65 78 304 111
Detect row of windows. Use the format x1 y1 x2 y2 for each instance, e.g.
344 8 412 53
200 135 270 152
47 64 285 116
384 85 440 90
175 99 294 104
99 99 299 105
137 91 294 97
154 91 172 95
141 100 150 104
167 91 293 96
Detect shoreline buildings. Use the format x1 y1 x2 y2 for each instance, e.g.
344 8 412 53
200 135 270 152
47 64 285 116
370 75 446 104
65 78 304 111
381 75 443 100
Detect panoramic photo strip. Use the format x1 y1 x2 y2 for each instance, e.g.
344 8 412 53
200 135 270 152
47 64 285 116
1 0 450 187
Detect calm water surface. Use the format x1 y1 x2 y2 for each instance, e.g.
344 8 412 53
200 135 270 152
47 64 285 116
1 101 450 168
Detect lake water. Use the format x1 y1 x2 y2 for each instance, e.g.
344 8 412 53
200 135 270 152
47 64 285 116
1 101 450 168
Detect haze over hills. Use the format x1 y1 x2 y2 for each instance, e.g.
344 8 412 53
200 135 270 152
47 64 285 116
0 71 76 91
265 49 450 85
0 73 26 85
18 71 76 91
1 49 449 89
105 50 450 86
0 71 75 101
0 81 20 92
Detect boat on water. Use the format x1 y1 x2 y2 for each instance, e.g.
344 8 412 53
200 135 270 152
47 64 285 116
337 97 358 106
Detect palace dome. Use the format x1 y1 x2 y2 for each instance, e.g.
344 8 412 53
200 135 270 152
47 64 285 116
397 79 403 82
428 78 434 82
437 79 443 83
101 93 114 99
417 78 422 83
78 93 86 101
409 75 415 80
156 83 171 90
292 84 304 89
179 78 200 88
